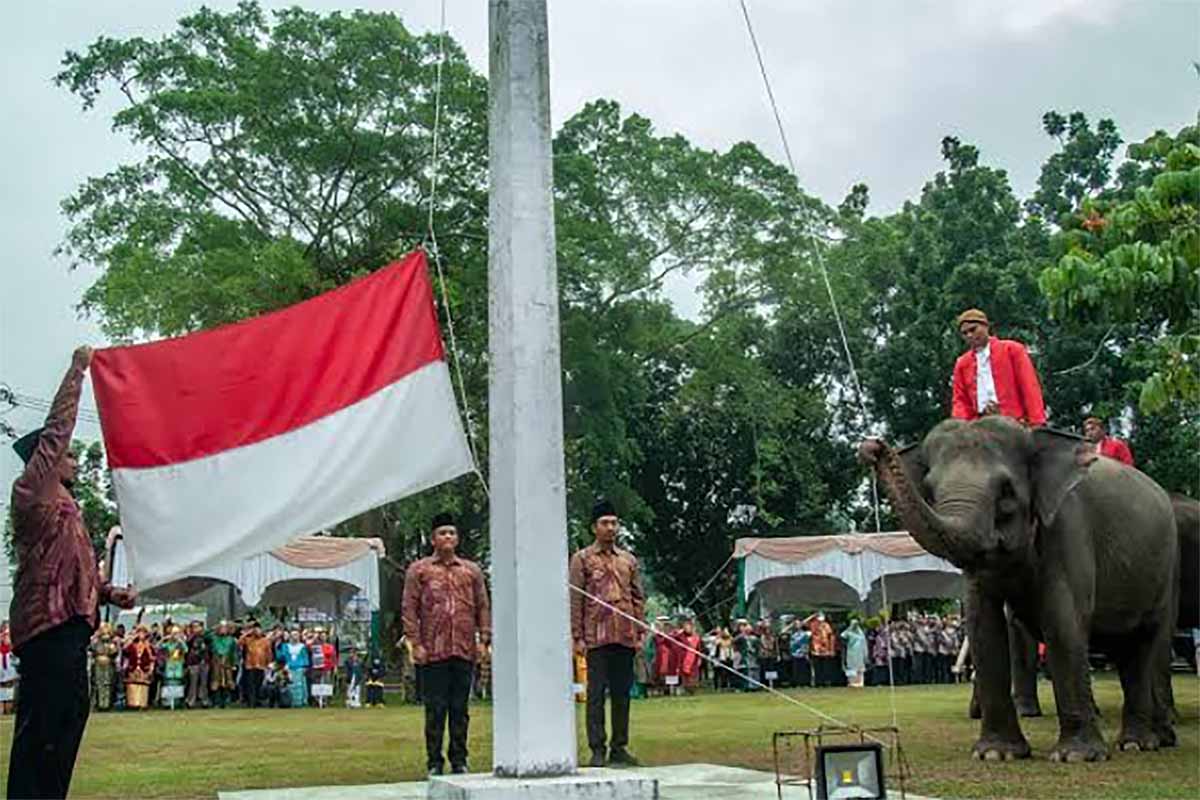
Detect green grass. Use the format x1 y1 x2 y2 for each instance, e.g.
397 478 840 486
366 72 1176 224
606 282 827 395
0 674 1196 799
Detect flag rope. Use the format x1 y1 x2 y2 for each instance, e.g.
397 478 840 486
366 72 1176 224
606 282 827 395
425 0 490 499
736 0 898 729
569 583 887 744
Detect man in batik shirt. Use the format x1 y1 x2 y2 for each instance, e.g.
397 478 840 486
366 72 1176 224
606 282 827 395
403 512 491 776
185 621 211 708
569 500 646 768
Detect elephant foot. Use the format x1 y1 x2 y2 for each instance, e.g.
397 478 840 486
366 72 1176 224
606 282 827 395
971 736 1031 761
1048 736 1109 763
1116 723 1167 752
1014 696 1042 718
1153 723 1178 749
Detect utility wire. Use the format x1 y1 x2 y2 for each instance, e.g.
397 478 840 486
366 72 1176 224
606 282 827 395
736 0 897 728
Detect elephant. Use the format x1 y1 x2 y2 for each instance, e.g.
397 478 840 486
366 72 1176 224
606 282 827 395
983 492 1200 721
859 416 1179 762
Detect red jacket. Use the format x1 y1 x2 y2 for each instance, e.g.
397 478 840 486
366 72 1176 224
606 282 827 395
951 337 1046 426
1098 436 1134 466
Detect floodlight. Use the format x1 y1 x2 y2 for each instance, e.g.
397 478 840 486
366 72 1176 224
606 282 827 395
814 742 886 800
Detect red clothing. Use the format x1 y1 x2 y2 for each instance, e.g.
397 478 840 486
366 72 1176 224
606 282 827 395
402 554 491 664
951 337 1047 426
676 632 702 685
653 632 678 679
569 542 646 650
1097 436 1134 466
8 362 114 651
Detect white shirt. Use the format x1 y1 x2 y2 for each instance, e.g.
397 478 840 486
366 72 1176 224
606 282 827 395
975 345 998 414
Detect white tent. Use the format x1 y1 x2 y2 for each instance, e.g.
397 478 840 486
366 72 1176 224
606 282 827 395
109 530 384 619
734 531 962 614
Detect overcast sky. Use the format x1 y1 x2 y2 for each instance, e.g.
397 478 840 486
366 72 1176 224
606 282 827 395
1 0 1197 493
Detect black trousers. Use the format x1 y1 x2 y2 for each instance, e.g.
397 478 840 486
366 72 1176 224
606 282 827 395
586 644 634 754
792 657 812 687
245 669 265 707
7 618 92 800
422 658 473 770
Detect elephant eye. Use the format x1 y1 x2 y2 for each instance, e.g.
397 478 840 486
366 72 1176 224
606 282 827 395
996 482 1020 518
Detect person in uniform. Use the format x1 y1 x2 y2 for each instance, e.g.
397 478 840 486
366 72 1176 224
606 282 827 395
159 625 188 708
1083 416 1134 466
951 308 1046 426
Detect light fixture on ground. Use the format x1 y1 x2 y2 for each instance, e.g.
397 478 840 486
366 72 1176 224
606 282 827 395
814 742 886 800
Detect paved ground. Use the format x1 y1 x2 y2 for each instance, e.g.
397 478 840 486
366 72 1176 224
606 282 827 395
219 763 935 799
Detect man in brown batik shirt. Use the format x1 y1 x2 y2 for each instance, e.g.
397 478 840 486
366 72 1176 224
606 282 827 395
569 500 646 768
402 512 490 776
7 347 138 800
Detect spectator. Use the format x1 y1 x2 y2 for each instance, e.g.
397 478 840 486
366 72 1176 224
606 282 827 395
209 620 238 708
278 629 311 708
808 612 836 688
239 622 273 708
789 620 812 688
159 625 188 708
185 621 211 709
0 623 16 715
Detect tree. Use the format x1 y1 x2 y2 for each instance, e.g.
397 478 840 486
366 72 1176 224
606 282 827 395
1040 119 1200 416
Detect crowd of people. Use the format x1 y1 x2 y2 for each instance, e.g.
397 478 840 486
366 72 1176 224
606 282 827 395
620 610 966 696
0 617 400 714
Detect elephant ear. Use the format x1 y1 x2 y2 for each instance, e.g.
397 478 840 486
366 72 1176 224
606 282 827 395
897 442 929 497
1030 428 1098 528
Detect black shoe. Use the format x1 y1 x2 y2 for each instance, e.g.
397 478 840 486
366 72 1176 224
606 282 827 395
588 750 607 767
608 749 640 767
428 764 444 777
451 763 469 774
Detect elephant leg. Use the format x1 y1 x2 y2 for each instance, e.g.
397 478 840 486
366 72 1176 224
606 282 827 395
968 679 981 719
967 584 1029 760
1008 615 1042 717
1041 583 1108 763
1120 621 1178 751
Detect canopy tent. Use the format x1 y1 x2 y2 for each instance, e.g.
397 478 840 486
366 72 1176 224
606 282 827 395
733 532 962 615
109 530 385 621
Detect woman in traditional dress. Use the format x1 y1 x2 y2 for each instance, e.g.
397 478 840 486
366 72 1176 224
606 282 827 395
123 625 156 709
840 619 868 688
279 629 310 708
160 625 188 708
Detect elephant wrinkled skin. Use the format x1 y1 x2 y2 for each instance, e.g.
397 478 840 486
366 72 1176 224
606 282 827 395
860 417 1179 763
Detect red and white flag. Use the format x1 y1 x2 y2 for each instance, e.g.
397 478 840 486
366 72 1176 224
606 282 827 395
91 251 474 588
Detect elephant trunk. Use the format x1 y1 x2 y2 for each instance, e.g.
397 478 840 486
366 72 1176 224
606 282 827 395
863 440 980 567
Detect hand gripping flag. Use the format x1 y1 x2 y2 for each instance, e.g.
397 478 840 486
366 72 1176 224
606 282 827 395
91 251 473 588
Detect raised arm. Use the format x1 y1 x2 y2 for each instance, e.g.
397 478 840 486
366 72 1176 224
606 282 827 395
12 347 91 510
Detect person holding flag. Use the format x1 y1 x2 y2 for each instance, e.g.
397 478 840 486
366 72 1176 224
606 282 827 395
6 347 138 800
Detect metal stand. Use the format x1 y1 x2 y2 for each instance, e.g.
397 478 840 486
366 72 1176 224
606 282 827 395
772 725 910 800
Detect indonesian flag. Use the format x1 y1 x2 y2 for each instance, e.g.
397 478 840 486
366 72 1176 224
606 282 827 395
91 251 474 588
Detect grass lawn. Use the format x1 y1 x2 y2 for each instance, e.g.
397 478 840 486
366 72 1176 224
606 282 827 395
0 673 1196 799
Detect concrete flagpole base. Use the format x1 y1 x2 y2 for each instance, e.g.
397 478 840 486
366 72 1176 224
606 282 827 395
427 769 658 799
